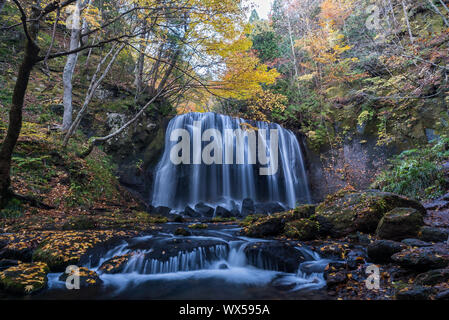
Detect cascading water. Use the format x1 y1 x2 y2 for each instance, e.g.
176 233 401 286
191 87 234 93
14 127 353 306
151 112 311 210
43 225 330 299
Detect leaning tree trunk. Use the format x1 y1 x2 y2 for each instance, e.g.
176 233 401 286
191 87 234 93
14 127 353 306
0 40 39 206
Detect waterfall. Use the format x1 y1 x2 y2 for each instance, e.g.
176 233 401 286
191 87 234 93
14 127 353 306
151 112 311 210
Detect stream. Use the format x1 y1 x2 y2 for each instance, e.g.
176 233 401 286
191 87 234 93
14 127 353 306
34 224 333 300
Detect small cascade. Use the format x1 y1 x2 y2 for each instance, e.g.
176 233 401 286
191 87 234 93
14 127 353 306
45 227 332 299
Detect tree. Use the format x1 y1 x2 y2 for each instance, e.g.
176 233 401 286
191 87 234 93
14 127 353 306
0 0 144 207
62 0 82 132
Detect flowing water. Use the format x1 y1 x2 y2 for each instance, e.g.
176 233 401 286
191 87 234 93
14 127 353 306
151 112 311 210
37 224 332 300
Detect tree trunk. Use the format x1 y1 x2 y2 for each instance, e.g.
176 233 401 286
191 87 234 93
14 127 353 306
62 0 81 132
401 0 414 43
0 40 39 206
0 0 6 15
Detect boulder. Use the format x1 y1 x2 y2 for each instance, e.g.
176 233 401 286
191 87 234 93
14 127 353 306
0 262 49 295
242 217 285 238
423 200 449 211
284 219 319 241
435 289 449 300
243 242 306 273
325 270 349 288
439 192 449 202
367 240 407 263
194 203 214 218
99 254 134 274
184 206 200 218
0 259 19 271
241 198 256 216
254 202 285 215
391 245 449 271
419 226 449 243
376 208 424 241
395 286 431 300
401 239 432 247
215 206 232 218
153 206 171 216
174 228 192 237
345 248 367 269
315 190 425 237
415 268 449 285
59 267 103 288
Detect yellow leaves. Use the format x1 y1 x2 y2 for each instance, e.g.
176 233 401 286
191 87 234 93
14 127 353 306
24 285 34 293
212 51 280 100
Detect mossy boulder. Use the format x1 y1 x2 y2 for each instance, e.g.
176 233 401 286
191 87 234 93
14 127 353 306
284 219 320 240
241 205 316 238
315 189 425 237
0 262 49 295
174 228 192 236
376 208 424 241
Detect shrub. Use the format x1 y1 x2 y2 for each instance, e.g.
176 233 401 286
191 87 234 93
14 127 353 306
373 136 449 200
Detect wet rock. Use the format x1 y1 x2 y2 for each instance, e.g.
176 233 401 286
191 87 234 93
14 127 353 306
254 202 285 215
172 215 185 223
99 254 134 274
346 248 367 269
325 270 348 288
439 192 449 202
395 286 431 300
314 242 346 259
368 240 404 264
242 217 284 238
195 203 214 218
241 205 317 238
153 206 172 217
284 219 319 241
376 208 424 241
424 200 449 211
59 267 103 288
415 269 449 285
401 239 432 247
184 206 200 218
174 228 192 237
241 198 256 216
435 289 449 300
215 206 232 218
243 242 306 273
391 245 449 271
218 263 229 270
0 259 19 271
0 246 33 262
419 226 449 243
315 190 425 237
0 262 49 295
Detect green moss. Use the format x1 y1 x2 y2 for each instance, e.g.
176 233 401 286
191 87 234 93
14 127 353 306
0 262 49 295
188 223 208 229
284 219 320 240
